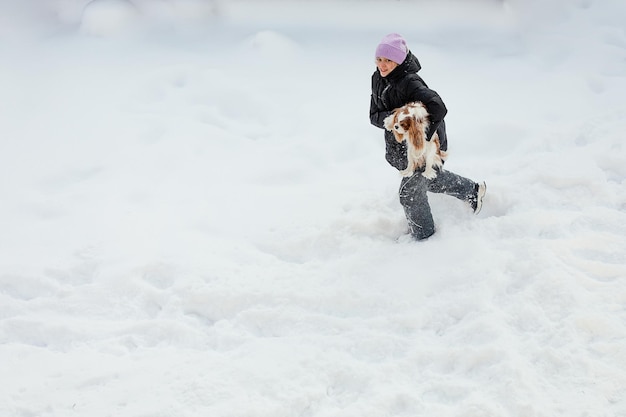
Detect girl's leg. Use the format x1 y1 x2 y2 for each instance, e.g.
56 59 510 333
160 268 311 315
398 169 482 240
428 169 476 203
399 174 435 240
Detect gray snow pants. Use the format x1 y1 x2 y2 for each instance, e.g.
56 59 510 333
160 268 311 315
399 168 476 240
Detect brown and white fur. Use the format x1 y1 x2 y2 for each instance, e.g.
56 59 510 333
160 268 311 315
383 102 447 179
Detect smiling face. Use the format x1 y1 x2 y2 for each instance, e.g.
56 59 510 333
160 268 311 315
376 57 398 77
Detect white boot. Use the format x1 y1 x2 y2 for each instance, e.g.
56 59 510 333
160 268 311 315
471 182 487 214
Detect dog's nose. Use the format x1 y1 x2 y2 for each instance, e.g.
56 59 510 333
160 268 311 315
394 124 399 130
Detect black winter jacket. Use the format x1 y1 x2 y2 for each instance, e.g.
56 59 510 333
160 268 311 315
370 52 448 170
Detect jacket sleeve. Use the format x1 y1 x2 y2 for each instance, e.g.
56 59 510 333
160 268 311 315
369 73 393 129
406 84 447 141
369 95 392 129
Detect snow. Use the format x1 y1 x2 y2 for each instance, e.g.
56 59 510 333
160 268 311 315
80 0 140 37
1 0 625 416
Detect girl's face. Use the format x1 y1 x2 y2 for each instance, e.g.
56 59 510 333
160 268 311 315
376 57 398 77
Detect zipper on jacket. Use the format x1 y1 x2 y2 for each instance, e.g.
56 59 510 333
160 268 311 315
380 82 391 108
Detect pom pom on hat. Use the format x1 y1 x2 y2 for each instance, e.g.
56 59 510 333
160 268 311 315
375 33 408 64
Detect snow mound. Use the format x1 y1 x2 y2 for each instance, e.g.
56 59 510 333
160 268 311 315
241 30 302 61
80 0 139 37
139 0 218 22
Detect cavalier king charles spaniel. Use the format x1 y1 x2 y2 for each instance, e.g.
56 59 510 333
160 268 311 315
384 102 447 179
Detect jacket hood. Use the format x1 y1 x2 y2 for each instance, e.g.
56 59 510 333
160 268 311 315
386 51 421 81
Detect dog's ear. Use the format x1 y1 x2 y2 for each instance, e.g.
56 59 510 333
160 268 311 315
407 116 425 149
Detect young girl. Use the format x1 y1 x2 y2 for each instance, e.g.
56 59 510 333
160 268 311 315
369 33 486 240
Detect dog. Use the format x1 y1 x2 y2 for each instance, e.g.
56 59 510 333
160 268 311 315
383 102 447 179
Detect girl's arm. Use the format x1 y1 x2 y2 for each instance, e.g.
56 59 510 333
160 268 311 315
407 85 447 141
369 94 392 129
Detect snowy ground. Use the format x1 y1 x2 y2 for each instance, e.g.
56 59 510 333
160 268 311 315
1 0 625 416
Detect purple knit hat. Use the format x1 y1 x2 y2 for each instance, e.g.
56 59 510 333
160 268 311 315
375 33 408 64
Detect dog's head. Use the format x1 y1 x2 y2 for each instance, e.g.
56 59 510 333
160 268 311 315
383 102 429 144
